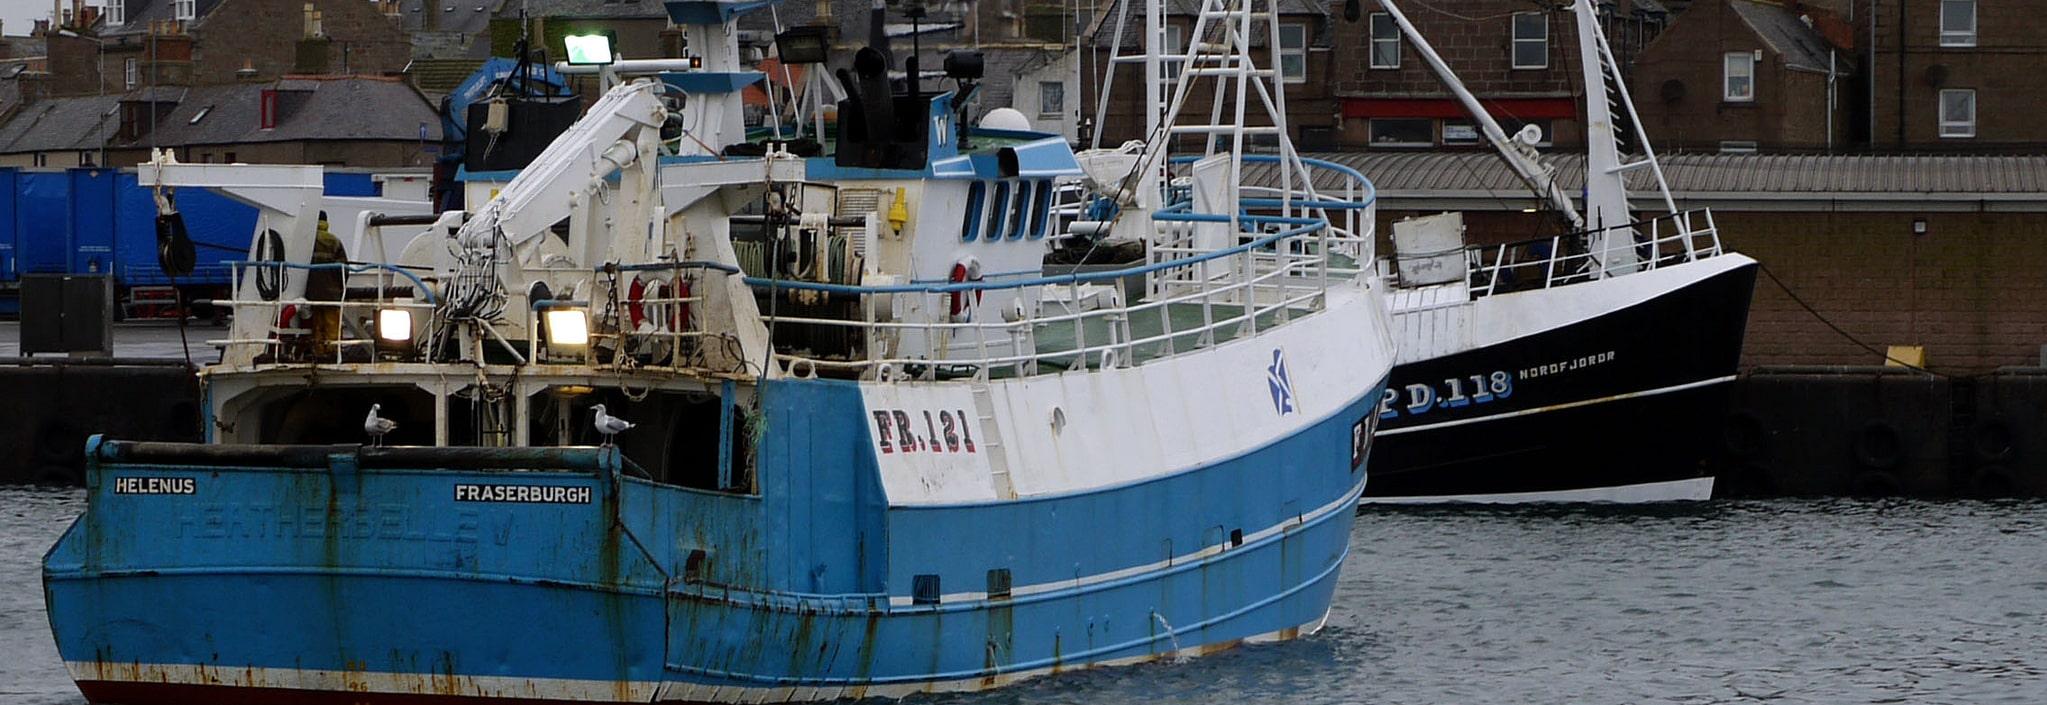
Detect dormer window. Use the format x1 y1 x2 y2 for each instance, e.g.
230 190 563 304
172 0 195 21
106 0 125 26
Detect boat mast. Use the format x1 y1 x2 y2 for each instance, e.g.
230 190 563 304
1375 0 1584 230
1572 0 1684 275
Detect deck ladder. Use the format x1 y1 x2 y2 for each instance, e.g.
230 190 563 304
971 382 1017 499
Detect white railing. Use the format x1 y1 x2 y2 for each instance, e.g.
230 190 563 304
1463 209 1723 298
208 261 442 365
747 207 1351 381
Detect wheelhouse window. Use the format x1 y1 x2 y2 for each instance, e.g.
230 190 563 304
986 181 1012 242
962 181 987 241
1277 23 1307 83
1368 118 1432 147
1940 0 1976 47
1939 89 1976 138
1511 12 1547 69
1369 13 1399 69
1007 181 1033 239
1723 52 1755 102
1029 180 1054 239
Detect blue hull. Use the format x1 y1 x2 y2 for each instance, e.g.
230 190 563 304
43 377 1382 704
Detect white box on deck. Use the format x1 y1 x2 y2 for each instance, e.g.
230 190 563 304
1392 212 1467 287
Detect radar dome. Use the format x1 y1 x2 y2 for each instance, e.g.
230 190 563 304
979 108 1033 132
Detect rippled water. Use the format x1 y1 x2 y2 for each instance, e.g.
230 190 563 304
6 488 2047 703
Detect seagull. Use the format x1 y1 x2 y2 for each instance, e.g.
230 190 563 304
592 404 634 446
364 403 397 446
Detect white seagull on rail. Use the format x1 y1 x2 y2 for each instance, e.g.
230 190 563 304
364 403 397 446
592 404 634 446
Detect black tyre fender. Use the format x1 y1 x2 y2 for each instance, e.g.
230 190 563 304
1850 468 1903 498
1970 463 2017 499
1723 410 1769 460
33 420 82 465
1971 418 2015 463
1854 420 1905 470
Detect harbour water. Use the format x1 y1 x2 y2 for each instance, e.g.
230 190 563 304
5 486 2045 704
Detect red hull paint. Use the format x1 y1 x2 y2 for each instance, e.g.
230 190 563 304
76 681 662 705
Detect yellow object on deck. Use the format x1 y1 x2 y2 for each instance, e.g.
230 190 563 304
886 186 909 234
1884 345 1926 368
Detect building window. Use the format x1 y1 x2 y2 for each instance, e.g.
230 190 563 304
124 58 138 89
1038 81 1063 118
223 151 236 163
1162 25 1183 82
171 0 194 21
1368 118 1433 147
105 0 124 25
1277 23 1307 83
1442 121 1480 145
1723 51 1755 102
1940 0 1976 47
1369 13 1399 69
1939 89 1976 138
33 153 47 167
1511 12 1547 69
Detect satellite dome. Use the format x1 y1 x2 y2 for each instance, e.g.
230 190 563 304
979 108 1033 132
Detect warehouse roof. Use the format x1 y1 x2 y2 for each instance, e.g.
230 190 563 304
1245 152 2047 211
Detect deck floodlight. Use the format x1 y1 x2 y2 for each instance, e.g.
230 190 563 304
775 27 829 64
545 308 590 347
564 32 617 66
377 309 413 342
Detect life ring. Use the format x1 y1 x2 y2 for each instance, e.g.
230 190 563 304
1971 418 2015 463
675 277 693 331
1722 410 1769 461
948 260 983 320
1853 420 1904 470
627 276 652 330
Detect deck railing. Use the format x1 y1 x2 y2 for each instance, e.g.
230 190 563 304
741 210 1352 381
1462 209 1723 299
208 261 442 364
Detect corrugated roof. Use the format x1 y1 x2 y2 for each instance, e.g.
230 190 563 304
1728 0 1841 73
0 94 121 154
1250 152 2047 196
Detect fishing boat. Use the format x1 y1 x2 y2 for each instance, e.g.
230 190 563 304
40 0 1394 702
1355 0 1759 504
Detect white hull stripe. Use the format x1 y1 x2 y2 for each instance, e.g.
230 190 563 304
889 474 1368 606
1360 477 1715 505
65 610 1333 704
1375 375 1737 437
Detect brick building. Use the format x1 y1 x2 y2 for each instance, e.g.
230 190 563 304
97 0 411 89
1304 151 2047 375
1327 0 1671 151
1080 0 1340 149
1629 0 1857 153
1863 0 2047 151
